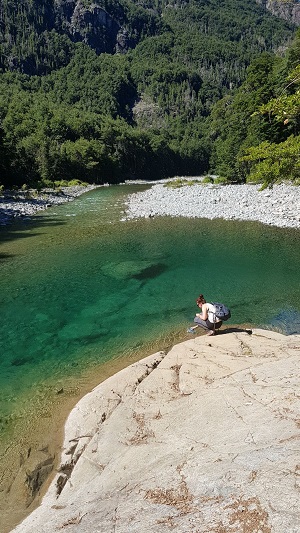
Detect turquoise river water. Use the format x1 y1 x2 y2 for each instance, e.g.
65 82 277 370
0 184 300 520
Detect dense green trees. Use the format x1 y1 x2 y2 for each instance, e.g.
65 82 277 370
0 0 299 188
211 30 300 185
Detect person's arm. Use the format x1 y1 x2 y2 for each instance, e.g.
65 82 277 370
196 303 208 320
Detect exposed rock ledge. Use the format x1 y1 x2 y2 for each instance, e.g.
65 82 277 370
13 329 300 533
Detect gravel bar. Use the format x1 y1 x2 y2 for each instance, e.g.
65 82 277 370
0 185 99 225
123 182 300 229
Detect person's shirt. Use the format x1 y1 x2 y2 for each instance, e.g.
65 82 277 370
206 303 221 323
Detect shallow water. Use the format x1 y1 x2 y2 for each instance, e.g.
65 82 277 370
0 184 300 526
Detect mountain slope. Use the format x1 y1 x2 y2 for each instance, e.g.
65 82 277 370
0 0 296 75
0 0 298 186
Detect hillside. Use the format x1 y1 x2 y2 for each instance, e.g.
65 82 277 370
0 0 166 74
0 0 299 187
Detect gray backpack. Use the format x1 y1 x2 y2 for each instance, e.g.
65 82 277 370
211 302 231 321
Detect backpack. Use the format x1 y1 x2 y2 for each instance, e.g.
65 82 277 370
211 302 231 321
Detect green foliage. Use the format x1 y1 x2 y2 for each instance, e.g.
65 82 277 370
240 136 300 186
0 0 298 188
67 179 89 187
214 177 229 185
254 63 300 132
163 178 198 188
0 0 164 74
53 181 68 188
209 53 283 181
209 26 300 185
231 30 300 186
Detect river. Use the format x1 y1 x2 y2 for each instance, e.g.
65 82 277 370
0 184 300 531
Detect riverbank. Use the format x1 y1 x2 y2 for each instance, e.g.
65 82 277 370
1 345 175 533
123 181 300 229
12 328 300 533
2 180 300 230
0 185 100 225
0 318 194 533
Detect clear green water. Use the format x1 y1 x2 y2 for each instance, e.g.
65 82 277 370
0 185 300 440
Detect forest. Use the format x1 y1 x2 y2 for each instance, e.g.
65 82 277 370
0 0 299 188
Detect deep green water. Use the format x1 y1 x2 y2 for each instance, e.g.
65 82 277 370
1 185 300 439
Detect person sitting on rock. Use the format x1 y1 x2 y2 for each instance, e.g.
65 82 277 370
188 294 222 336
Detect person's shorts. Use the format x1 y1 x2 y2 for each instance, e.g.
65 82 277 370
194 317 222 330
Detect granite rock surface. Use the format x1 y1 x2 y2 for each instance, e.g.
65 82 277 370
12 329 300 533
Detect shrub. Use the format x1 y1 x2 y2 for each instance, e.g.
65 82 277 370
214 176 228 185
164 178 197 188
67 179 88 186
202 176 214 184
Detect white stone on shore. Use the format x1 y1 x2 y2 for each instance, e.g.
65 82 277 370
2 181 299 229
122 182 300 229
12 329 300 533
0 185 99 225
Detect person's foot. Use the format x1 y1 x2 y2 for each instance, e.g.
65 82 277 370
206 330 215 336
187 327 196 334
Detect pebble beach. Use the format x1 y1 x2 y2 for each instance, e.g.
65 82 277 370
1 180 300 229
0 185 99 225
123 181 300 229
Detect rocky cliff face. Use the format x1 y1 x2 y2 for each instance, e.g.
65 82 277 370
0 0 160 73
257 0 300 26
54 0 128 54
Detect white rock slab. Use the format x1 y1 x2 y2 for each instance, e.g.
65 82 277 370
12 330 300 533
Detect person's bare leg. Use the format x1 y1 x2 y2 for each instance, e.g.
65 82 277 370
187 324 199 333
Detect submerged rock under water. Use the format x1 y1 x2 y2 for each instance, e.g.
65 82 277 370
270 308 300 335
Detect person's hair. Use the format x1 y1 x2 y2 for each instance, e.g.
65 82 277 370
196 294 206 305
